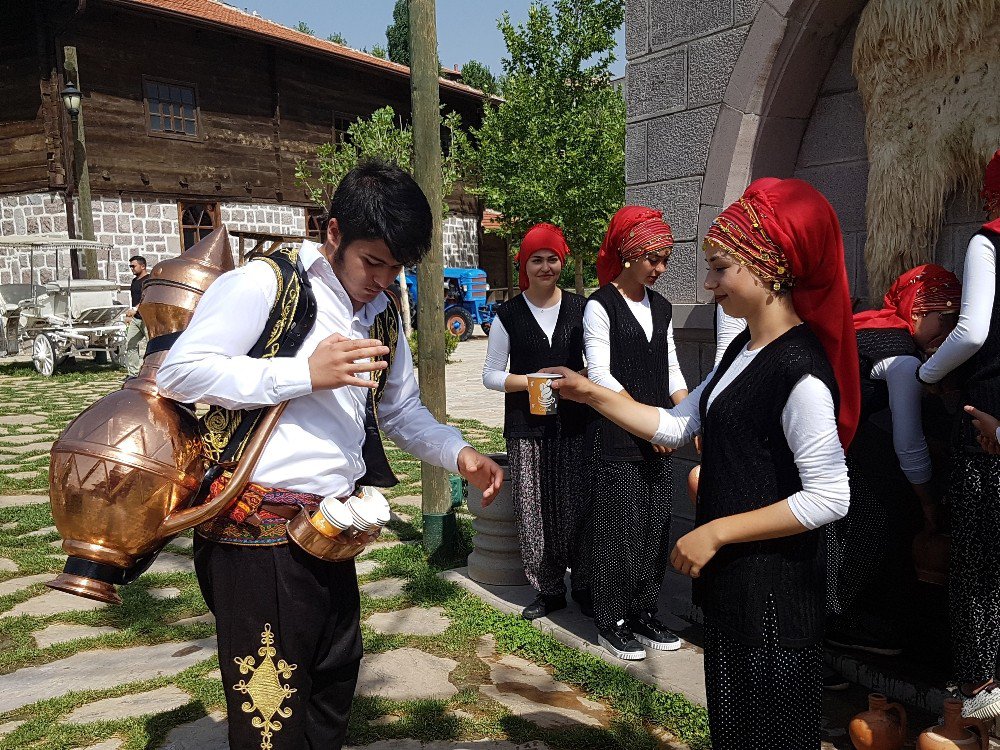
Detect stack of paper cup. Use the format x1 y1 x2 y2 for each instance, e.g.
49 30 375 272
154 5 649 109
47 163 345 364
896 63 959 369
311 496 354 538
346 494 382 534
360 487 392 527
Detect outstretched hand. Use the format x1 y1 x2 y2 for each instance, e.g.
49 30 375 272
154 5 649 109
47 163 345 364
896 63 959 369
308 333 390 391
457 447 504 506
543 367 594 403
966 405 1000 455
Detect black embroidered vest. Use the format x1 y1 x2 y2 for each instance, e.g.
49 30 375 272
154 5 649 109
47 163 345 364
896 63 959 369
955 228 1000 450
496 292 590 439
694 324 840 647
587 284 673 462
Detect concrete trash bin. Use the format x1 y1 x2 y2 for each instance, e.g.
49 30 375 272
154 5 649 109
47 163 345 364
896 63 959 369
465 453 528 585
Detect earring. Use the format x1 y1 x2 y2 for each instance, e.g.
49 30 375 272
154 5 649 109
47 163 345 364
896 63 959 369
624 261 631 269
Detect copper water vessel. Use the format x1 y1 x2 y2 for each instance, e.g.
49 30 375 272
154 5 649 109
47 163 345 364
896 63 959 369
46 227 283 604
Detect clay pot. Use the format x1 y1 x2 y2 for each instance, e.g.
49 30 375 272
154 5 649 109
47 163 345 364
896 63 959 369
916 698 987 750
913 528 950 586
687 464 700 505
848 693 907 750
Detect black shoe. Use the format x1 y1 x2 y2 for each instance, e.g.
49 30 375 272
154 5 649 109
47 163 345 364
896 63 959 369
628 612 682 652
822 666 850 691
825 627 903 656
571 588 594 618
597 620 646 660
521 593 566 621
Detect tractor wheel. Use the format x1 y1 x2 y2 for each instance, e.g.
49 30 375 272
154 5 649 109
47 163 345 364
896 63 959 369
445 308 474 342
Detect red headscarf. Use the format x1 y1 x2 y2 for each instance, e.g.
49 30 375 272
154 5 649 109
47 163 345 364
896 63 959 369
596 206 674 287
516 223 570 291
981 149 1000 232
708 178 860 449
853 264 961 333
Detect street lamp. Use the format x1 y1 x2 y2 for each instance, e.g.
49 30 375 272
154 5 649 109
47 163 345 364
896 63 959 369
60 82 82 119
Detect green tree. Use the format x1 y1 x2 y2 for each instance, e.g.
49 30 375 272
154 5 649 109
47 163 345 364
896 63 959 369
326 31 348 45
471 0 625 293
459 60 497 95
293 106 471 216
386 0 410 66
294 20 315 36
369 43 388 59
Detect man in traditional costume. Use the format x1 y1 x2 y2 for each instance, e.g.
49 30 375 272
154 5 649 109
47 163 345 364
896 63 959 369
157 160 503 749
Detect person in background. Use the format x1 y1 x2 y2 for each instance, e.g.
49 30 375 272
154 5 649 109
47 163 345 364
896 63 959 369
825 265 960 663
915 148 1000 721
549 177 858 749
583 206 689 661
482 223 593 620
124 255 149 378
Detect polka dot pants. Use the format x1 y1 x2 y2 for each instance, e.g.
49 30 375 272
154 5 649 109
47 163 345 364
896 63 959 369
704 597 822 750
507 433 591 597
590 454 672 629
949 451 1000 683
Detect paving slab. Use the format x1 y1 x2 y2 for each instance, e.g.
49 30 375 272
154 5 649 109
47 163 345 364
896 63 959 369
171 612 215 626
4 589 108 618
360 577 407 599
148 552 195 574
19 525 57 537
4 441 54 454
0 494 48 508
357 647 458 701
345 742 550 750
167 536 194 550
0 637 217 712
34 623 120 648
0 572 53 597
365 606 450 636
0 522 18 530
355 559 381 576
66 686 191 724
158 711 228 750
0 557 17 572
148 587 181 600
0 720 25 737
6 470 39 480
0 433 50 445
0 415 45 425
78 740 122 750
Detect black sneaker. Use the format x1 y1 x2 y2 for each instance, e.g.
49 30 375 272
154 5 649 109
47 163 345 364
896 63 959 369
822 666 850 691
825 628 903 656
628 612 682 652
521 593 566 621
571 588 594 618
597 620 646 660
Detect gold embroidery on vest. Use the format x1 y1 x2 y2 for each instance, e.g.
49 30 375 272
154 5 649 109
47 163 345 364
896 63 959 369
369 295 400 414
233 623 297 750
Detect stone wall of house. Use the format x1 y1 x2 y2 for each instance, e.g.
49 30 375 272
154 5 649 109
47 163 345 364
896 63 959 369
443 213 479 268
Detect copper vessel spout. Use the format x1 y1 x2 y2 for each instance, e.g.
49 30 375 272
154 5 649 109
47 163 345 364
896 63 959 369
47 228 248 604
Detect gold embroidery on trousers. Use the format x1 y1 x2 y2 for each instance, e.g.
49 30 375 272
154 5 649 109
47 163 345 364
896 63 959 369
233 623 297 750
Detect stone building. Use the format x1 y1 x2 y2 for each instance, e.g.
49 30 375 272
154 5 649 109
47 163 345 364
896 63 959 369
0 0 500 293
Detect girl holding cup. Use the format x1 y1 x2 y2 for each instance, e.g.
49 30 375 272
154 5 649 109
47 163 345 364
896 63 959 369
481 223 593 620
549 179 858 748
583 206 689 660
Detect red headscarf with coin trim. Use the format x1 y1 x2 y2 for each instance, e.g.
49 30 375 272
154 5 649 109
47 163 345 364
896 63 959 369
516 223 570 291
853 264 961 334
705 178 860 449
596 206 674 287
982 149 1000 232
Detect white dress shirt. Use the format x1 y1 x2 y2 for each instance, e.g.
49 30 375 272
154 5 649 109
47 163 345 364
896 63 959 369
583 289 687 396
652 341 850 530
157 240 469 497
482 296 563 392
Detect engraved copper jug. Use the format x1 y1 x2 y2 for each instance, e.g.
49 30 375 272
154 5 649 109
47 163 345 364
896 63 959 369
46 227 284 604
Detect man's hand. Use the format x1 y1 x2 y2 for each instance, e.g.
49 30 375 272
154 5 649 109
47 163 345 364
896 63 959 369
308 333 390 390
543 367 595 403
457 447 504 506
125 308 135 322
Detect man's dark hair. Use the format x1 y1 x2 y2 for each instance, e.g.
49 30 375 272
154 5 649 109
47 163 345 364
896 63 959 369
327 159 433 266
129 255 147 267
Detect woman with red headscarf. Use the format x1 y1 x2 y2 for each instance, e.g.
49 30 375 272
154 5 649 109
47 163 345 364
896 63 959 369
914 149 1000 721
583 206 689 661
825 265 960 668
549 178 857 748
481 223 593 620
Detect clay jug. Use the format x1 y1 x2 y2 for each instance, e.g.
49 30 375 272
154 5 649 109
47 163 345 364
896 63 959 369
916 698 987 750
848 693 907 750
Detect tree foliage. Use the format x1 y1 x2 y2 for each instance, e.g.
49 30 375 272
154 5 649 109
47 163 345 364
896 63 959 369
326 31 348 45
459 60 498 95
293 106 471 216
369 43 388 59
294 20 315 36
386 0 410 67
471 0 625 292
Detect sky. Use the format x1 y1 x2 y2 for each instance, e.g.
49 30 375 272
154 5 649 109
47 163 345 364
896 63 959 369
235 0 626 78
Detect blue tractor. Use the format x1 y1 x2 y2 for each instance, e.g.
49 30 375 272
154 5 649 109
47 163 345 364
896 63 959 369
403 267 497 341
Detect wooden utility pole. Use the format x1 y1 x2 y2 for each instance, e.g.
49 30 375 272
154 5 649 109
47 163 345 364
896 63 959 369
63 46 98 278
409 0 454 556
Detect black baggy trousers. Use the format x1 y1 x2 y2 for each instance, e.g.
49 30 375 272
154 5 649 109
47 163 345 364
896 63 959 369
193 535 362 750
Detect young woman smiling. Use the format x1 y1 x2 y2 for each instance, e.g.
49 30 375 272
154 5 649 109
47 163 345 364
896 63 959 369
549 179 859 749
482 223 593 621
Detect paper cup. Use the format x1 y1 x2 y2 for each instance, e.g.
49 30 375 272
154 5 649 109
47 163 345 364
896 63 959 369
311 497 353 538
526 372 563 416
